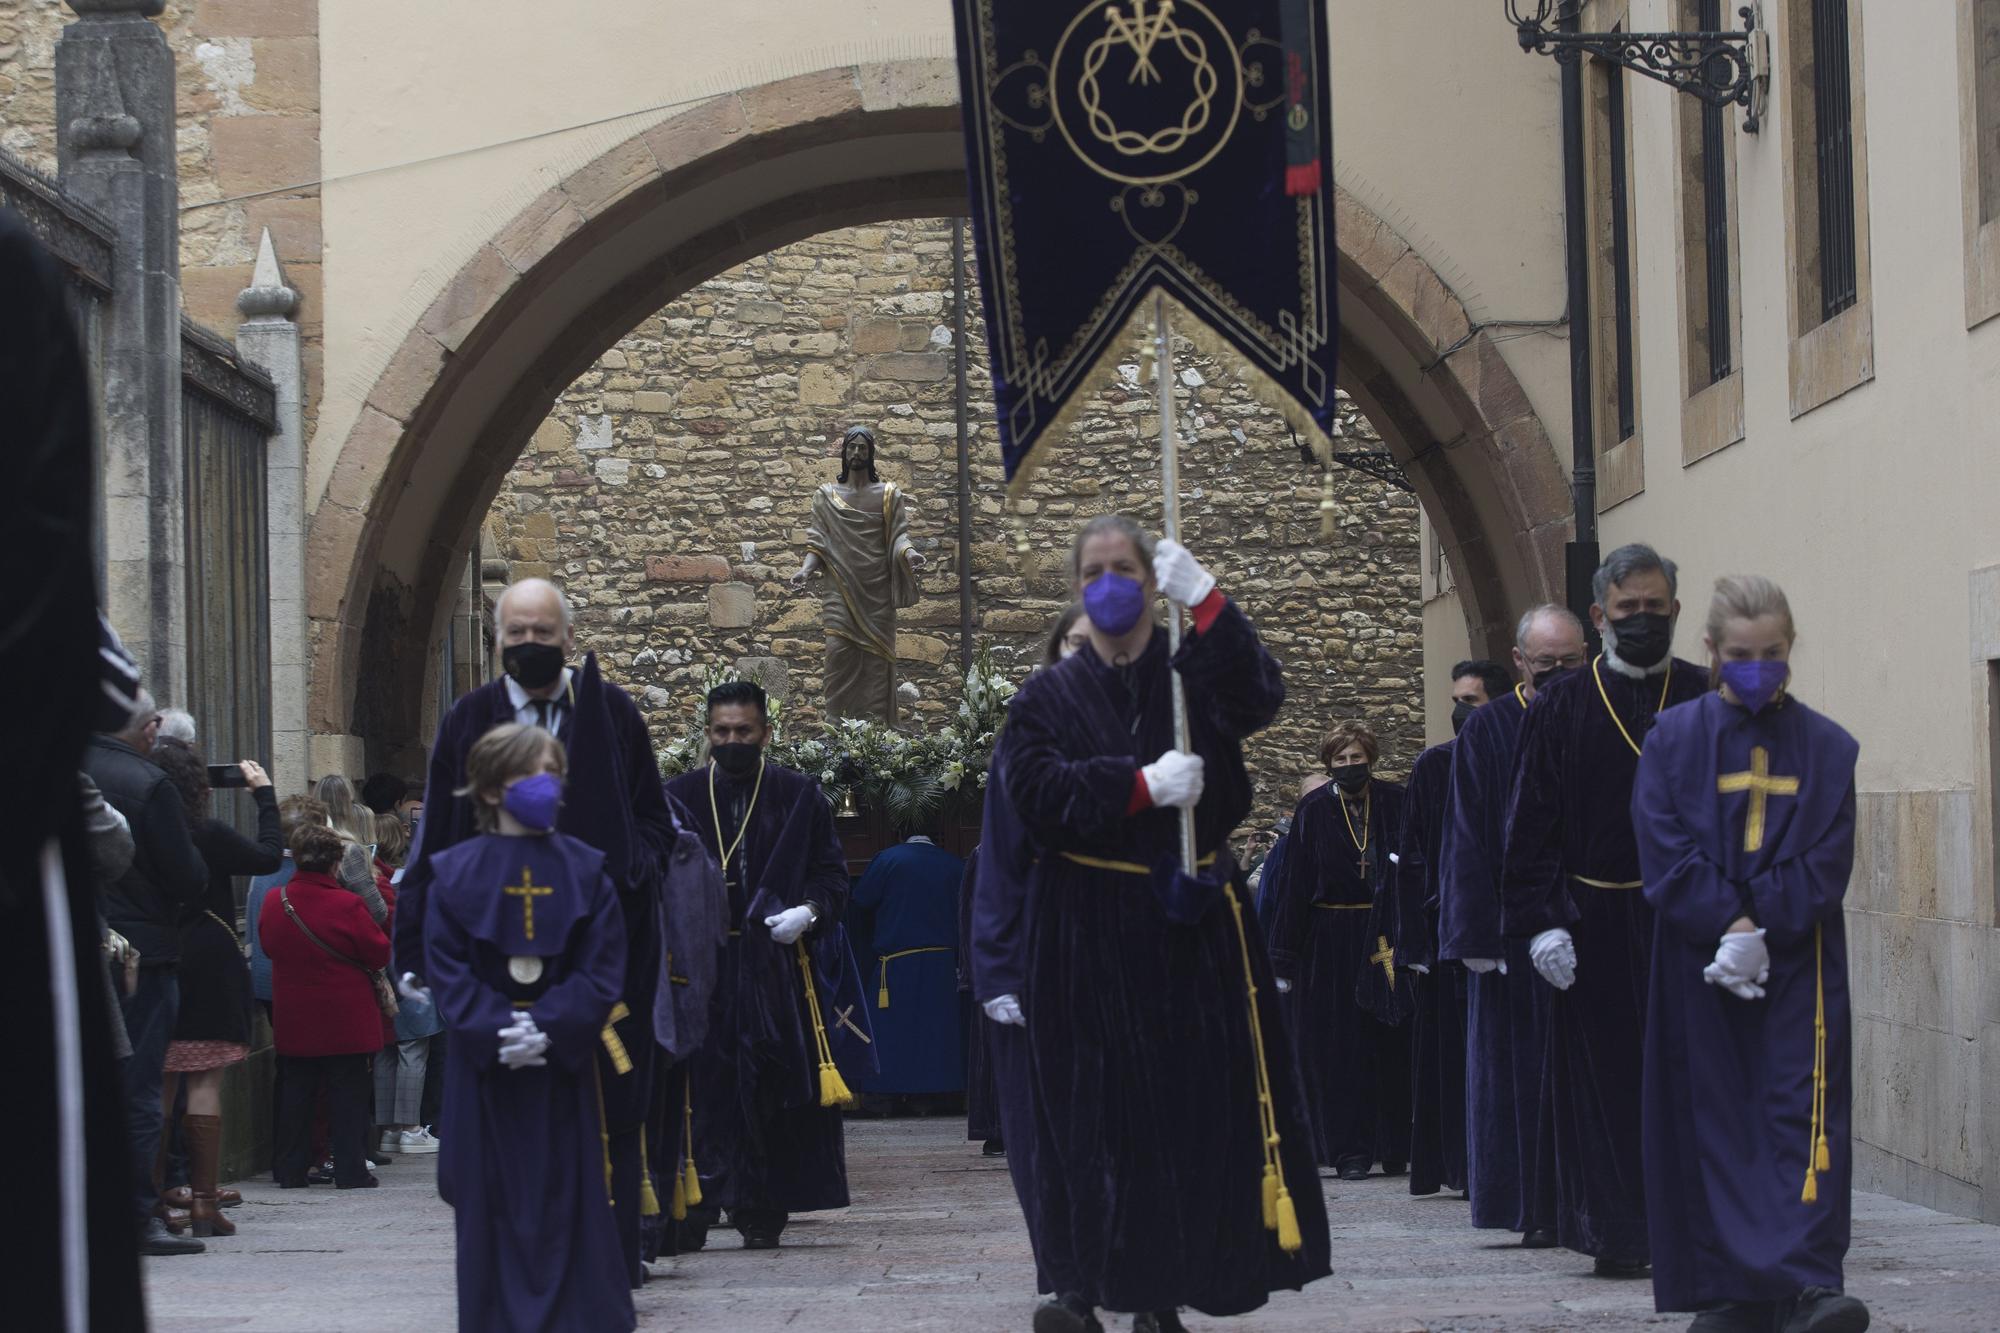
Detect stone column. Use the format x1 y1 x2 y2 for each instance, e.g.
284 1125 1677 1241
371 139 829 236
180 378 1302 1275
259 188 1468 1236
235 229 307 795
56 0 185 703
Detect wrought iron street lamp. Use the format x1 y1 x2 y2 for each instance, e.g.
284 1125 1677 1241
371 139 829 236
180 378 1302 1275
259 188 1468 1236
1504 0 1768 131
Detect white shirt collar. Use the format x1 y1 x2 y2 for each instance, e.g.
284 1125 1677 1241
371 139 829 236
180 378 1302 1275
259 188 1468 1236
504 666 574 714
906 835 934 845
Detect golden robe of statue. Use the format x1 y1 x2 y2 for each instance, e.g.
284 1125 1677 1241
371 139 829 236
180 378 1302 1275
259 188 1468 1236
793 427 921 724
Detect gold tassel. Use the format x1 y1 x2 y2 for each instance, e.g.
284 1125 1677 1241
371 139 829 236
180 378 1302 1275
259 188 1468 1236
1801 1172 1819 1205
1801 923 1829 1206
671 1168 688 1221
877 976 890 1010
1815 1136 1831 1172
638 1135 660 1218
1318 465 1338 542
683 1156 703 1209
1260 1163 1279 1231
1275 1186 1303 1254
820 1062 856 1109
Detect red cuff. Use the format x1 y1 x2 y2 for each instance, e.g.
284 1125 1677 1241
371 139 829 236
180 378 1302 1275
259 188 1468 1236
1126 770 1153 815
1189 587 1227 634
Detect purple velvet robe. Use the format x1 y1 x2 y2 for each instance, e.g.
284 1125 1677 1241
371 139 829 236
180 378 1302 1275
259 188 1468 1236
1440 682 1549 1231
1394 740 1468 1197
660 761 850 1215
1002 603 1330 1316
1635 692 1858 1312
1502 656 1709 1262
425 831 632 1333
1266 778 1410 1174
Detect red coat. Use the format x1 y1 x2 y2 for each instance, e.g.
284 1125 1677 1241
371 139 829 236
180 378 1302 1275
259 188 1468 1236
259 869 392 1057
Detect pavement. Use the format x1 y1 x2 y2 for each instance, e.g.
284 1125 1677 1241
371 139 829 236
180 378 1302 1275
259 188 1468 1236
144 1117 2000 1331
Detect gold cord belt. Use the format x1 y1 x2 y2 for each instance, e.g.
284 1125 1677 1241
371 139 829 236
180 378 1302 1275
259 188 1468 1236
1570 874 1643 890
1312 903 1372 911
1058 850 1217 876
875 946 952 1009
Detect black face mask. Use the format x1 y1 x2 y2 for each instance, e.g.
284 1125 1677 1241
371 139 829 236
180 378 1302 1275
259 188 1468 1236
1606 611 1673 670
711 741 764 779
502 640 566 690
1531 663 1568 691
1451 699 1477 735
1329 762 1370 794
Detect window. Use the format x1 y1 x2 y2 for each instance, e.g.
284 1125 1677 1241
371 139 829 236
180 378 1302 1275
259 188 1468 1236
1676 0 1745 463
1958 0 2000 325
1693 0 1732 385
1779 0 1872 416
1584 11 1644 508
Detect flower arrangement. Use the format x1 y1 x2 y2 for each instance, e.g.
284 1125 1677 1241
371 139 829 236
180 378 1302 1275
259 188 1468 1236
656 649 1020 832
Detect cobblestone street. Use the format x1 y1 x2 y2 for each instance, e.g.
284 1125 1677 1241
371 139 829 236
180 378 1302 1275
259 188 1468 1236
143 1117 2000 1331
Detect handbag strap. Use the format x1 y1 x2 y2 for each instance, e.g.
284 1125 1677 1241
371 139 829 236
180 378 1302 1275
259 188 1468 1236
279 884 375 975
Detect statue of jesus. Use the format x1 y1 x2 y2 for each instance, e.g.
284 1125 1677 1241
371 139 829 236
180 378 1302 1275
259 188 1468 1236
791 425 923 724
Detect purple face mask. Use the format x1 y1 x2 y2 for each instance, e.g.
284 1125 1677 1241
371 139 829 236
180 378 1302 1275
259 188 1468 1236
502 771 562 832
1081 571 1147 637
1720 659 1789 714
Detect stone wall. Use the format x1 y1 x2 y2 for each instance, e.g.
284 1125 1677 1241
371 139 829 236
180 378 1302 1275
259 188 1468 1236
2 0 324 418
489 218 1424 835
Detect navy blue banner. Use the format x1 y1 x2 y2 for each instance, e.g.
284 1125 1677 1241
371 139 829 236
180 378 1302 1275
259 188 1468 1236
952 0 1338 487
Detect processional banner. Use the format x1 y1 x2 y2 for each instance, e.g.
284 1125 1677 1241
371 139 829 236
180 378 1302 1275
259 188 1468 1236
950 0 1339 489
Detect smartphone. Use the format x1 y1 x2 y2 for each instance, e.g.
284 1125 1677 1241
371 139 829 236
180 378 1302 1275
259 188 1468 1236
207 763 249 788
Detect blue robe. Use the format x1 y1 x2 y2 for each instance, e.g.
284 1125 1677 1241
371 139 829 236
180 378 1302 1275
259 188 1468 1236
969 739 1051 1293
1635 692 1858 1312
1266 778 1410 1173
1502 656 1709 1262
852 838 966 1094
425 832 633 1333
1441 684 1549 1231
1003 603 1331 1316
1394 741 1468 1197
660 761 851 1217
398 654 684 1282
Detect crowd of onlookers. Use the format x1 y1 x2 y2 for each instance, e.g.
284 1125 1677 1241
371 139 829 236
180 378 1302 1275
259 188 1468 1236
82 688 438 1255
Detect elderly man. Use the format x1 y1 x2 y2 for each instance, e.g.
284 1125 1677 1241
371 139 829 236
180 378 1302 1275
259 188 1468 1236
85 688 210 1257
1440 606 1586 1247
396 577 689 1288
1502 546 1708 1277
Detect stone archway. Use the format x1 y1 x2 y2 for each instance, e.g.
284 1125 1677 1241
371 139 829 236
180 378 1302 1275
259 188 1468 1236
306 58 1570 766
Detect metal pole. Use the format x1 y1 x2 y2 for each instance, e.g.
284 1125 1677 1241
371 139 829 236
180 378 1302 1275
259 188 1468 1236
1558 1 1601 637
954 219 975 673
1153 291 1197 873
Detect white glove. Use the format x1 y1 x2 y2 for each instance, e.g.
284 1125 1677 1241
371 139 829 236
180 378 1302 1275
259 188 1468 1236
1153 539 1217 607
1275 977 1292 993
497 1015 549 1069
764 905 816 945
982 994 1025 1026
1461 957 1503 975
1702 928 1770 1000
1140 750 1205 810
397 971 433 1007
1408 963 1431 975
1528 928 1576 991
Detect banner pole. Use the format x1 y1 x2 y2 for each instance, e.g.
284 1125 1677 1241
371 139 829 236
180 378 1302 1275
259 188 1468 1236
1154 290 1197 874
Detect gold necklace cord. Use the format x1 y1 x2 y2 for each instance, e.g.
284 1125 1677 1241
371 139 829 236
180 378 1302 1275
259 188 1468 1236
707 759 767 874
1339 784 1371 855
1592 655 1674 758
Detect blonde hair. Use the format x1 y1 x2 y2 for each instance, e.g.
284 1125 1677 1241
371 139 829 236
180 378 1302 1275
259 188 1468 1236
456 724 567 832
314 773 371 843
1704 575 1796 649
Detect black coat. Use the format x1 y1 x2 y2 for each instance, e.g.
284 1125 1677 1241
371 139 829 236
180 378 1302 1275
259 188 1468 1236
173 788 282 1045
83 735 209 966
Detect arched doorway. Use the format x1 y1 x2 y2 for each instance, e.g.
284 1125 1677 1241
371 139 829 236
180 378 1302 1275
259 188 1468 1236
306 61 1570 767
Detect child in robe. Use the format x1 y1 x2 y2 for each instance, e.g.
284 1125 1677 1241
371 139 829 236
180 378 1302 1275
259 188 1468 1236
423 723 634 1333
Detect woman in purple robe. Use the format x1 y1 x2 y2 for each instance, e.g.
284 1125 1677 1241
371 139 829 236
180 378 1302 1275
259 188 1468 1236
1634 576 1867 1333
1265 723 1408 1180
1002 517 1329 1332
424 725 633 1333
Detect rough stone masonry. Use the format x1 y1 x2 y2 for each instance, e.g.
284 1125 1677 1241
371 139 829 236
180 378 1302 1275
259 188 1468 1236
489 217 1423 835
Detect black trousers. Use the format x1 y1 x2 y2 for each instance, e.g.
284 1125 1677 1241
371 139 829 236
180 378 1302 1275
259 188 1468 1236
273 1053 371 1187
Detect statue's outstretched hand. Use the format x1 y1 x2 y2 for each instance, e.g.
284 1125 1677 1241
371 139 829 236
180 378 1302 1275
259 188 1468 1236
790 565 811 589
906 549 928 570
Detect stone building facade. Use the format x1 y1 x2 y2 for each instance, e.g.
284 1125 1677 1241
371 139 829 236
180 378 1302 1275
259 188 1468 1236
488 218 1425 833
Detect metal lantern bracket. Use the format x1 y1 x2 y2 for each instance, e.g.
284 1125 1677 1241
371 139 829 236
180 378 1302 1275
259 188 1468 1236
1507 1 1768 133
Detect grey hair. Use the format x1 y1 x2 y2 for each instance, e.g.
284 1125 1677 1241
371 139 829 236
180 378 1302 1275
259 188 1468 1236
1067 514 1157 586
1514 602 1584 650
1592 543 1678 606
156 708 196 747
494 577 573 631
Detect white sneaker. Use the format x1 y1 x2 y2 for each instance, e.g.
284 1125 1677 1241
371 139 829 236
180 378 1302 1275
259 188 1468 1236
396 1128 440 1155
377 1132 400 1156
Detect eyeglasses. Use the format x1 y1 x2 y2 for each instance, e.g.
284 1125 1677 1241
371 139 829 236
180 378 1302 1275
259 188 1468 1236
1525 654 1587 673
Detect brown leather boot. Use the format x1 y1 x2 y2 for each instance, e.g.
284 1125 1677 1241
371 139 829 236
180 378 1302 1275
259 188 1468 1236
184 1113 236 1238
152 1199 191 1234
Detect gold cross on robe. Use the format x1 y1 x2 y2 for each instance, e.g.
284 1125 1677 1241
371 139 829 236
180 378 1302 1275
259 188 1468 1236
1370 935 1395 986
504 868 555 940
1716 746 1800 853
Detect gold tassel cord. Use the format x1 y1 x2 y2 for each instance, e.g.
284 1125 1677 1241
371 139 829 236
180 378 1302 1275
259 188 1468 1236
592 1061 615 1208
796 941 856 1109
1223 881 1302 1255
638 1132 660 1219
1801 923 1830 1204
672 1075 700 1221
